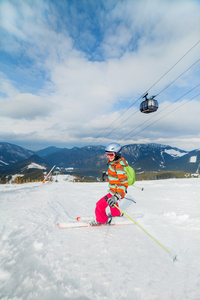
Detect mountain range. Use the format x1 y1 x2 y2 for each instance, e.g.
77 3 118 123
0 142 34 166
0 142 200 179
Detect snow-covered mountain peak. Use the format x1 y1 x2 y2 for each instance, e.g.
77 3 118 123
26 163 47 170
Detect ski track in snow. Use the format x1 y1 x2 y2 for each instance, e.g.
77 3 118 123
0 176 200 300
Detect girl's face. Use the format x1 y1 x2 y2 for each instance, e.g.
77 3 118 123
106 152 115 162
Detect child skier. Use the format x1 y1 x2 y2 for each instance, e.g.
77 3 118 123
90 142 129 225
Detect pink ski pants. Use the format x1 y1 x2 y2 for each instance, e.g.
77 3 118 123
95 193 121 224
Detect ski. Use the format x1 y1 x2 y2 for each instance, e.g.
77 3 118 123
57 214 143 229
57 222 126 229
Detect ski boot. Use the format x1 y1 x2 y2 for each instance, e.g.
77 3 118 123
89 216 112 226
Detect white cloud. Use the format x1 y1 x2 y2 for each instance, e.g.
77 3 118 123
0 92 53 120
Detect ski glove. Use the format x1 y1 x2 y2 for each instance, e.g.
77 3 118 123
107 193 121 207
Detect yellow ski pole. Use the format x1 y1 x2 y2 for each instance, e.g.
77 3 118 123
114 204 177 261
133 184 144 191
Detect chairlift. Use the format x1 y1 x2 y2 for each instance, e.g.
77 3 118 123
140 93 159 114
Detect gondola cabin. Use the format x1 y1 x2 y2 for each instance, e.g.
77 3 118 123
140 93 158 114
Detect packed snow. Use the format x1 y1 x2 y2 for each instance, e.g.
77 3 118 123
0 176 200 300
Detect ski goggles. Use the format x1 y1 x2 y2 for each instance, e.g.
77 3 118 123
106 152 115 158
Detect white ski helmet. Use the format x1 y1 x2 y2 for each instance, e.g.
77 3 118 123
105 142 122 154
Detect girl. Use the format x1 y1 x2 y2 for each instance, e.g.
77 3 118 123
90 142 129 225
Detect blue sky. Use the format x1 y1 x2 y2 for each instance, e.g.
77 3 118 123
0 0 200 151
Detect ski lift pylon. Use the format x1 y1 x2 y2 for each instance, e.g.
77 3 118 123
140 93 158 114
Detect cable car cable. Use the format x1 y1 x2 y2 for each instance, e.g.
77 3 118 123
126 82 200 140
94 58 200 145
91 39 200 145
122 83 200 142
97 109 139 145
121 84 200 143
122 91 200 145
155 57 200 97
90 95 142 145
146 39 200 93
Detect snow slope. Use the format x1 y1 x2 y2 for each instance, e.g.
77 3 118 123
0 177 200 300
